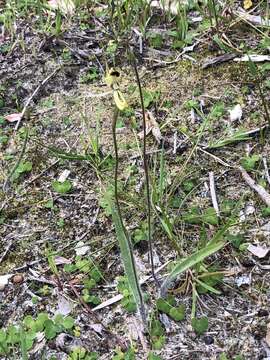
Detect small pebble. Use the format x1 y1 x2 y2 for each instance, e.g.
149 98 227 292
203 335 214 345
12 274 24 284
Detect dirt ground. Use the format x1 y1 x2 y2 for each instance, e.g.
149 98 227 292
0 2 270 359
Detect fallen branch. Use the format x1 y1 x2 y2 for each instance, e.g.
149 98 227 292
239 166 270 207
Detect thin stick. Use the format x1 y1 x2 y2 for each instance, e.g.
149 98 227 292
131 54 159 286
239 166 270 206
15 67 61 130
209 171 220 217
263 158 270 186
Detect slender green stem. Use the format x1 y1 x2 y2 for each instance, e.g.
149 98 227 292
257 81 270 125
131 53 159 287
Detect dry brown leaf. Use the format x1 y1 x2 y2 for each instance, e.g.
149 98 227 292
138 111 162 143
247 244 269 258
5 113 22 123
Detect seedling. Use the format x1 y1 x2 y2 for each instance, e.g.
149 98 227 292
117 276 137 313
68 347 98 360
112 346 136 360
0 313 75 357
52 179 72 194
241 154 260 171
149 317 165 351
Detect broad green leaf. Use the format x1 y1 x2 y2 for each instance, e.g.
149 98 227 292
160 240 225 296
52 180 72 194
44 320 57 340
62 316 74 330
191 317 208 335
150 319 164 337
111 200 145 320
156 298 173 314
169 305 185 321
0 329 6 342
152 336 165 350
241 154 260 171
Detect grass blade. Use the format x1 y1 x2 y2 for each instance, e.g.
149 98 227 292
160 240 225 297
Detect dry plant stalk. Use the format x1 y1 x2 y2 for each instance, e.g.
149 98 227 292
131 53 159 286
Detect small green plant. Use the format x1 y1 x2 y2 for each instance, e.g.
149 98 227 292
80 67 99 83
0 313 75 357
117 276 137 313
241 154 260 171
133 222 148 244
182 207 219 225
262 207 270 217
52 179 73 194
156 297 185 321
148 352 162 360
149 317 165 351
112 346 136 360
68 347 98 360
191 316 209 335
209 102 225 120
11 161 32 181
142 89 160 109
147 32 163 49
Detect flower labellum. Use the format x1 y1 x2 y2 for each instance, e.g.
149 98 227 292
105 67 121 87
113 90 128 111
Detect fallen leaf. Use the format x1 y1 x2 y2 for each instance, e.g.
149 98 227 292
47 0 75 15
138 111 162 143
5 113 22 123
243 0 252 10
247 244 269 258
236 9 270 26
229 104 242 122
56 294 73 316
90 323 103 335
58 169 71 183
0 274 13 291
54 256 72 265
235 274 251 287
75 241 90 256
